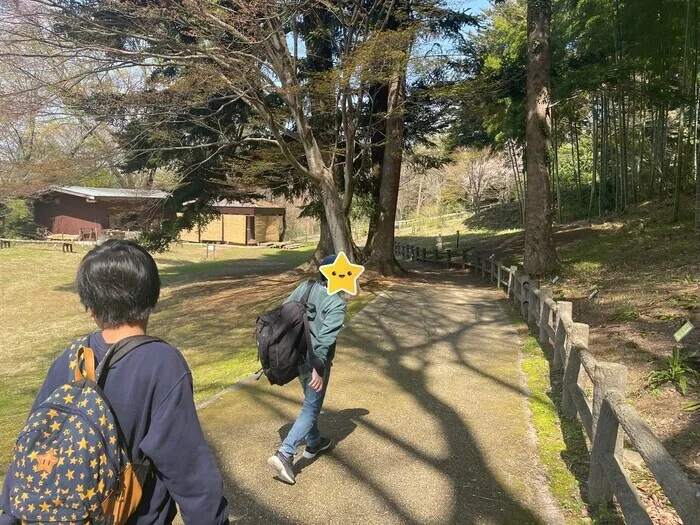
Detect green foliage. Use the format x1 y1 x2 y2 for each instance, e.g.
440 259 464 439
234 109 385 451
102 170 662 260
683 400 700 412
610 302 639 322
648 347 699 396
450 0 528 148
451 0 700 223
0 199 33 238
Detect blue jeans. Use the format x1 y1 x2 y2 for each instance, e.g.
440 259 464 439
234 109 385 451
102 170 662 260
279 364 330 458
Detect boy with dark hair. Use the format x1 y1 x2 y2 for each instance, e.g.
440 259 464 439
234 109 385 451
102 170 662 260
267 254 347 485
0 239 229 525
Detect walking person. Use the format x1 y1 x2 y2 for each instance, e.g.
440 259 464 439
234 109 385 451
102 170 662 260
0 240 229 525
268 254 347 485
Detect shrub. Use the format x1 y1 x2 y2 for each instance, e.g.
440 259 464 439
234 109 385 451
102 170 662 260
0 199 34 238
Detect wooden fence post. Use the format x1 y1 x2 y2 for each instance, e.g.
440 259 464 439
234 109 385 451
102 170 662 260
433 248 438 264
588 363 628 505
553 302 572 372
497 261 503 289
519 275 530 318
422 248 427 262
481 255 487 278
462 250 468 270
538 289 553 344
562 323 589 418
490 258 496 282
508 266 518 299
513 269 522 307
446 249 452 268
527 279 540 325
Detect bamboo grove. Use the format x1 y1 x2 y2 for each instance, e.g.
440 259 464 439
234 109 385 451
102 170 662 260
456 0 700 231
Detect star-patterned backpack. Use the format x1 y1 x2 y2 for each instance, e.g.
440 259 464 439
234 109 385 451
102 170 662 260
8 335 158 524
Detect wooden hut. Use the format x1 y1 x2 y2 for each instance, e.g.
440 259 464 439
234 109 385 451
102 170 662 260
34 186 173 240
179 200 285 245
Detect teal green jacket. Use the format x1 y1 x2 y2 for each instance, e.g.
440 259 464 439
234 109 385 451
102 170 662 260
285 280 346 371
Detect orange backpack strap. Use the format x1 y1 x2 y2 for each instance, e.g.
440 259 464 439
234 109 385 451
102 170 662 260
74 346 97 382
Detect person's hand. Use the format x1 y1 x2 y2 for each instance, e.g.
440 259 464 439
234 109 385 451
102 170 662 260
310 368 324 392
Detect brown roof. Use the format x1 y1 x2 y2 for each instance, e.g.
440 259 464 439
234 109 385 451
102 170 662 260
52 186 170 200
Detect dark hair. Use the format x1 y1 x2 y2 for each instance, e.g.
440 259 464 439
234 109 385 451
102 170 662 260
319 253 337 283
77 239 160 326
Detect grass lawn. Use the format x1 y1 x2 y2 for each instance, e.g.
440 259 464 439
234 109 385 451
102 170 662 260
0 242 381 474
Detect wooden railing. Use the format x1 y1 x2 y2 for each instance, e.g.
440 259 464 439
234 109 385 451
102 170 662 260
394 242 700 525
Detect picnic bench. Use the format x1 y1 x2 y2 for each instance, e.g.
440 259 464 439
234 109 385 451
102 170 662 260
0 238 75 252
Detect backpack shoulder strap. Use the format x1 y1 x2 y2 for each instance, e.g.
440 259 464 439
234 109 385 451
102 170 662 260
96 335 162 386
300 280 316 306
68 335 91 381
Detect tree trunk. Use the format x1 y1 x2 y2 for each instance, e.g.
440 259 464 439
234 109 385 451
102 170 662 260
507 139 525 224
611 99 620 212
620 95 629 209
674 0 693 222
367 71 406 275
694 0 700 232
573 118 584 218
661 104 669 199
523 0 556 276
589 97 599 218
601 93 607 215
318 173 354 258
552 110 562 222
416 173 424 216
364 83 389 256
696 90 700 232
306 214 334 271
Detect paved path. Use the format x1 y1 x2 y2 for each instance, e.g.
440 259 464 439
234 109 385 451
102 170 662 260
198 271 564 524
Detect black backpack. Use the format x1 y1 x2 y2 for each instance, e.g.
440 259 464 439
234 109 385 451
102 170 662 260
255 281 315 386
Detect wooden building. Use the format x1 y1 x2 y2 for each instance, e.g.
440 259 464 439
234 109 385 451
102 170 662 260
34 186 173 239
179 200 285 245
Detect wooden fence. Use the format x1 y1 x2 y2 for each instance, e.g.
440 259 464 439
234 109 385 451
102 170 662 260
394 242 700 525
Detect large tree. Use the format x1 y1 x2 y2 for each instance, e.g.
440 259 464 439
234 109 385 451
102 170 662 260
523 0 556 275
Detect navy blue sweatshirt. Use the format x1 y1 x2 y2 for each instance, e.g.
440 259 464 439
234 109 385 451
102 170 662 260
0 332 229 525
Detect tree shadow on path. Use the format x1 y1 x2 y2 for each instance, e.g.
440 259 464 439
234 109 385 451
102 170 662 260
205 268 556 524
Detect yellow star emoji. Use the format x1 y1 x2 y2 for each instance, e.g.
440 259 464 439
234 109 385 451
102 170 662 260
319 251 364 296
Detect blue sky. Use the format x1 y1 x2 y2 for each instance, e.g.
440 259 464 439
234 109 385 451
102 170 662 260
414 0 491 60
450 0 491 13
